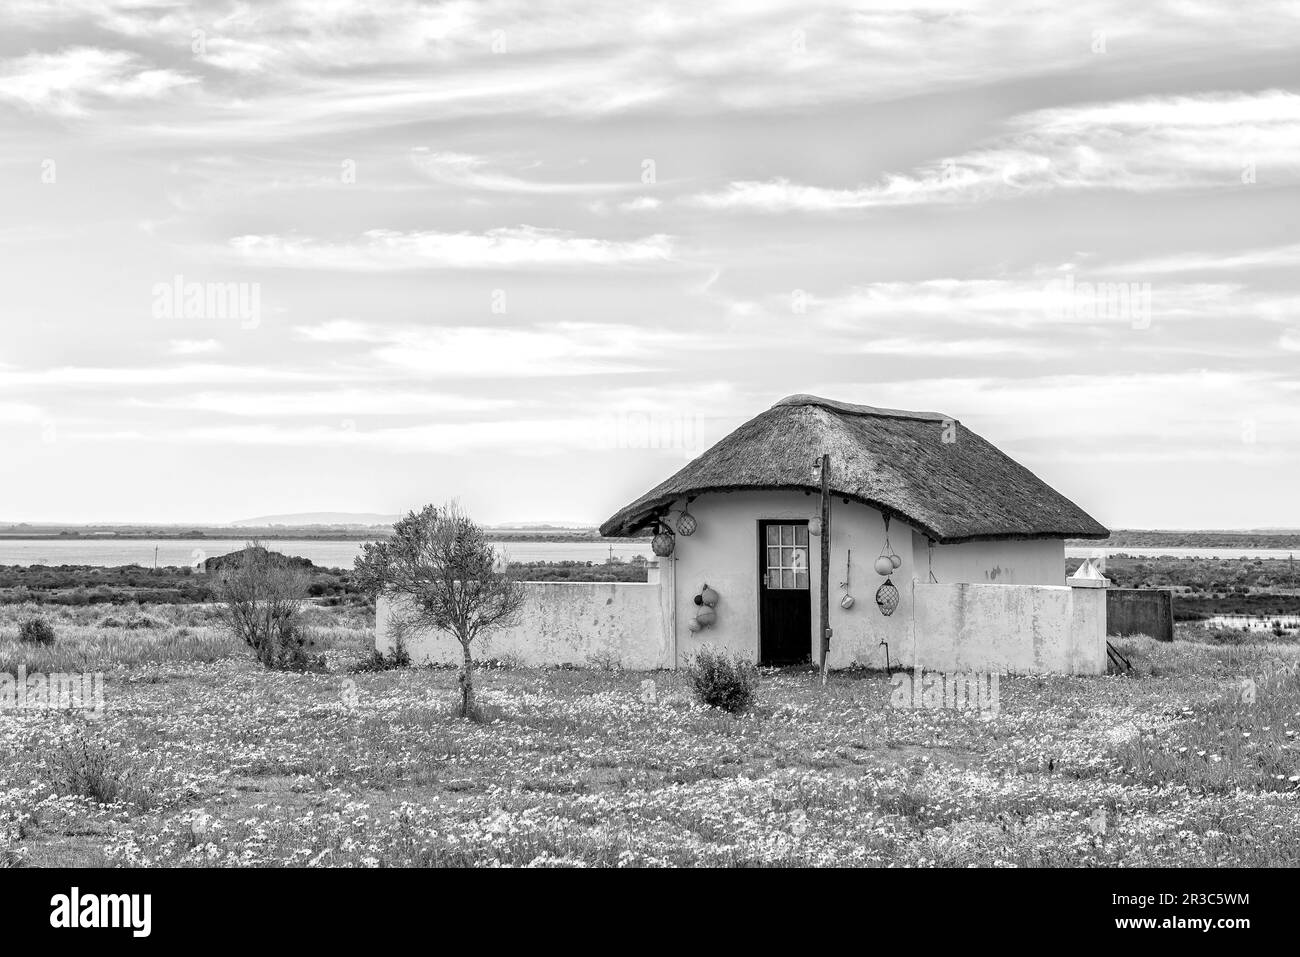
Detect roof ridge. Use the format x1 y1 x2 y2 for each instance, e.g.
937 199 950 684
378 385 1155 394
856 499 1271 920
774 394 952 423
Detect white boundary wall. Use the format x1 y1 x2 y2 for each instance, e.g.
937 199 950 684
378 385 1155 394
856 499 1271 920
911 582 1107 675
375 566 673 670
376 574 1106 675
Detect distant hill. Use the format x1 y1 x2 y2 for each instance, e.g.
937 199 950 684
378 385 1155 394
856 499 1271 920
488 522 597 531
230 513 400 527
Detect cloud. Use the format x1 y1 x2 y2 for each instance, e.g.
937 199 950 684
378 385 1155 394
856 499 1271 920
294 319 680 377
686 91 1300 211
168 338 223 356
5 2 1300 136
858 336 1065 359
293 319 376 344
820 370 1300 457
0 400 42 423
1111 243 1300 275
0 364 345 389
143 389 521 417
618 197 662 212
230 226 674 269
173 417 628 454
409 150 639 195
809 277 1247 330
0 47 195 116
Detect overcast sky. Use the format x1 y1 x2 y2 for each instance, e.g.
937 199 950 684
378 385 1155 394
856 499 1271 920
2 1 1298 528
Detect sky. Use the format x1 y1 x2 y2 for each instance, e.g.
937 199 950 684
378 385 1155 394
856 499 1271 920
1 0 1298 528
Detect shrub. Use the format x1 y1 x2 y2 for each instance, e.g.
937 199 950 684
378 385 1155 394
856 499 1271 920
351 640 411 673
97 612 165 630
691 646 759 713
270 625 328 673
45 735 150 807
216 542 315 670
18 617 56 645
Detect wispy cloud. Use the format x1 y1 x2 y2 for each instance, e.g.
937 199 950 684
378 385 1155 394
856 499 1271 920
410 151 638 195
687 91 1300 211
1111 243 1300 275
168 338 223 356
294 320 680 377
230 227 674 269
0 47 195 116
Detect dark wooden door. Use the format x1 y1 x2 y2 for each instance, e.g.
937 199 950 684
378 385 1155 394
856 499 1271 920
759 520 811 665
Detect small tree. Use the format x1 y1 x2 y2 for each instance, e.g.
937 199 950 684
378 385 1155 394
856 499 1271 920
216 541 316 670
353 502 524 718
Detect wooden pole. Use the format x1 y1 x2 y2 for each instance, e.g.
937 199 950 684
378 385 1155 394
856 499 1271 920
818 453 831 683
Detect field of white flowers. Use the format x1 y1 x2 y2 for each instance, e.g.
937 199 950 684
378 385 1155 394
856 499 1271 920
2 603 1298 867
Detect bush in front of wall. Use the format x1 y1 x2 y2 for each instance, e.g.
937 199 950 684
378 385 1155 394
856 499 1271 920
690 646 759 713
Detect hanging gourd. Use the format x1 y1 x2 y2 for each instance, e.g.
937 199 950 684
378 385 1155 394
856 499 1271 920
651 524 675 557
686 617 702 632
876 514 901 575
696 608 717 627
875 578 899 616
676 509 697 536
700 584 719 607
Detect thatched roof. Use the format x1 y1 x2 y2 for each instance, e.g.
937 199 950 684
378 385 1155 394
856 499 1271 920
600 395 1107 544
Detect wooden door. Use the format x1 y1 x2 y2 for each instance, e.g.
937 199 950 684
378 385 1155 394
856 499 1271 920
758 520 811 665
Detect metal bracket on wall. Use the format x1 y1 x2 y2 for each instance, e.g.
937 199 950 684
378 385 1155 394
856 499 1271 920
1106 641 1132 673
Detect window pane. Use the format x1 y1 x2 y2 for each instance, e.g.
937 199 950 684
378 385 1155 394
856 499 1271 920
768 570 781 589
780 525 794 545
792 547 807 570
781 569 794 588
767 547 780 569
781 547 793 567
794 526 808 545
795 570 809 589
766 526 779 546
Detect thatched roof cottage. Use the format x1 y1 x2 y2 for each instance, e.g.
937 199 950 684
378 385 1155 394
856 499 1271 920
600 395 1108 669
378 394 1111 676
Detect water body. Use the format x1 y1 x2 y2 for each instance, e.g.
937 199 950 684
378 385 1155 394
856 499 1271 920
1203 614 1300 634
0 538 655 569
0 539 1295 569
1065 547 1298 561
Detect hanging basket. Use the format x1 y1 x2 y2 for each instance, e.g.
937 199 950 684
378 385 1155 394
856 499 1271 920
651 528 675 557
875 578 899 616
676 510 697 536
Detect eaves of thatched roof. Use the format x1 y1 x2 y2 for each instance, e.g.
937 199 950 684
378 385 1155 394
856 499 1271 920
600 394 1108 544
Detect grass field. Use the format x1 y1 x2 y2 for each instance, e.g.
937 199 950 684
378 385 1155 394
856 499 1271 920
2 603 1298 867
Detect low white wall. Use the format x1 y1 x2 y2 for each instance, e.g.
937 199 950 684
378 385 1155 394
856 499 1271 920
376 576 672 670
911 582 1106 675
372 533 1105 676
